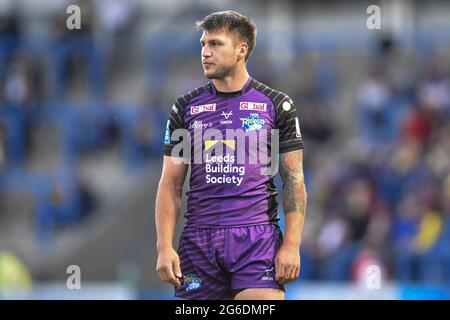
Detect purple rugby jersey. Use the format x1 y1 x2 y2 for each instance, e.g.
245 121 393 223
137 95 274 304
163 77 304 227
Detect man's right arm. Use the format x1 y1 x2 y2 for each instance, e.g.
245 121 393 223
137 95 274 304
155 155 188 287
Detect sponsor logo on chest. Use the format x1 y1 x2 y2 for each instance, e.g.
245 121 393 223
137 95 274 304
240 101 267 112
190 103 216 115
189 121 211 130
220 111 233 124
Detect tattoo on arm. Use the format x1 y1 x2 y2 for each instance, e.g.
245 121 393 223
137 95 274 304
279 150 307 216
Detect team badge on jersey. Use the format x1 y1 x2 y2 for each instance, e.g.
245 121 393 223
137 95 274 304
183 273 202 292
164 120 171 144
240 101 267 112
282 101 291 111
240 113 265 132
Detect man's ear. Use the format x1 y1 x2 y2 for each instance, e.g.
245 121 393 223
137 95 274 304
238 43 248 61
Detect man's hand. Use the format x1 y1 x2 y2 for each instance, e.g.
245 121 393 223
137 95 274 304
275 243 300 285
156 247 183 287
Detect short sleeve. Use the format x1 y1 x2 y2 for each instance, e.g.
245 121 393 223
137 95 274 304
274 96 304 154
163 101 185 157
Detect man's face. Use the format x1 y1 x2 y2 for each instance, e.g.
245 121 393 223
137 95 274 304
200 30 240 79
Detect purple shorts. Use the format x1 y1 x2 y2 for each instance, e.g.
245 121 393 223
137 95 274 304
175 223 284 300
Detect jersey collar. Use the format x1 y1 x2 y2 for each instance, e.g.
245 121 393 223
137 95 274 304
209 77 254 98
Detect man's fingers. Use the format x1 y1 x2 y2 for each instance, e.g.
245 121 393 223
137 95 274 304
276 265 300 284
169 277 181 287
157 266 169 282
276 263 289 284
275 250 301 284
158 265 180 286
170 260 182 287
166 266 181 287
275 262 285 282
285 266 293 281
167 272 180 287
173 259 182 279
288 266 298 283
281 266 292 284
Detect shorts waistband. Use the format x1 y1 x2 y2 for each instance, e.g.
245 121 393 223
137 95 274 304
183 221 279 229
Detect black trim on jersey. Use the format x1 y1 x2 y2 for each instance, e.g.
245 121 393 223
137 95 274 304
266 177 280 225
243 78 257 94
216 90 242 98
252 79 304 154
163 83 209 157
207 82 213 95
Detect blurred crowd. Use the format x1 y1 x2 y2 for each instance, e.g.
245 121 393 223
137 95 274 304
0 1 148 245
298 44 450 284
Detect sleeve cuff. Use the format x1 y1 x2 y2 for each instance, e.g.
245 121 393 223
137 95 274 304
279 142 304 154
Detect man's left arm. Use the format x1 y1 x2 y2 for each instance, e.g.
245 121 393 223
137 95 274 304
275 149 307 285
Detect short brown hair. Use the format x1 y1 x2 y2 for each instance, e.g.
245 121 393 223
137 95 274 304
195 11 257 62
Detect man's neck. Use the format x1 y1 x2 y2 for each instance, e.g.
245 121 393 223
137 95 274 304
212 68 250 92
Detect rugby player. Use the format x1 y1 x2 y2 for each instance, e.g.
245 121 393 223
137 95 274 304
156 11 307 300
